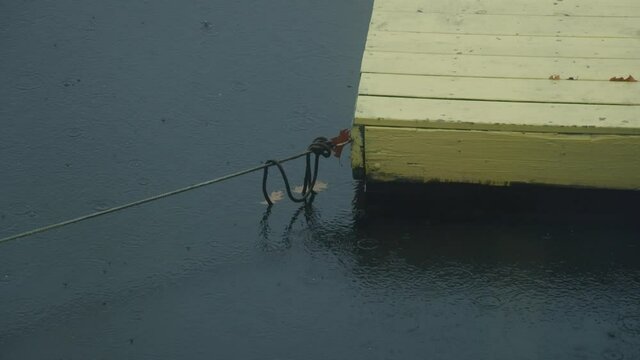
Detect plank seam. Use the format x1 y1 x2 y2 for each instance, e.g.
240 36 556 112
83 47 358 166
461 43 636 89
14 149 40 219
354 120 640 136
360 71 635 82
367 29 640 40
356 94 640 107
371 10 640 19
363 49 640 61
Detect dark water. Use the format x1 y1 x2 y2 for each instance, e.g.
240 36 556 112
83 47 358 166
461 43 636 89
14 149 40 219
1 1 639 359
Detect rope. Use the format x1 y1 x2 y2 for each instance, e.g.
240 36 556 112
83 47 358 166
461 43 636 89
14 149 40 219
0 151 313 245
261 137 332 205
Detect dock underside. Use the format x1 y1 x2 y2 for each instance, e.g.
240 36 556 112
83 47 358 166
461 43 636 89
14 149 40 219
352 0 640 190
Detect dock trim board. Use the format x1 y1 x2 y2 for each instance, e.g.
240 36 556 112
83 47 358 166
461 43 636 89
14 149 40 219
364 126 640 190
355 96 640 135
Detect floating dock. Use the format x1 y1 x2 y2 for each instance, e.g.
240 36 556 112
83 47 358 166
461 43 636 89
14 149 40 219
351 0 640 190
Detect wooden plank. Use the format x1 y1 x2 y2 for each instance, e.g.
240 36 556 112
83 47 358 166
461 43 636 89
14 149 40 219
361 52 640 80
359 73 640 105
370 11 640 38
366 32 640 59
374 0 640 17
364 126 640 190
355 96 640 135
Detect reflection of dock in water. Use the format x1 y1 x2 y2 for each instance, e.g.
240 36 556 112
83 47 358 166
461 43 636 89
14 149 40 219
257 184 640 355
263 183 640 270
351 0 640 190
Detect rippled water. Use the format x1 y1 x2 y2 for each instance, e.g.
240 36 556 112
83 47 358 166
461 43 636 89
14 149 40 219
1 1 639 359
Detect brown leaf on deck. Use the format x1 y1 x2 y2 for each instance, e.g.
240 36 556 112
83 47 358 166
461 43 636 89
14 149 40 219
610 75 637 82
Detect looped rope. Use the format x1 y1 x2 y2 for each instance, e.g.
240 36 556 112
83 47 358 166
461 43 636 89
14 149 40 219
262 137 333 206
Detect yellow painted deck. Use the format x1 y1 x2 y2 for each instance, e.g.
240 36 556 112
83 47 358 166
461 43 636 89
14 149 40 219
351 0 640 190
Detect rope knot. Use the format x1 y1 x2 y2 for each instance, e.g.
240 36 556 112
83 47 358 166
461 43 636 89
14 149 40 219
307 137 332 158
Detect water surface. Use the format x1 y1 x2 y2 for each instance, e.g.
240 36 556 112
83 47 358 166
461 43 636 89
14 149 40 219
1 1 639 359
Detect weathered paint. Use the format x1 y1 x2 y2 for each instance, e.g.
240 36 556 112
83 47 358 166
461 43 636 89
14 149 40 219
362 52 640 81
370 11 640 38
366 32 640 60
374 0 640 17
351 0 640 190
359 74 640 106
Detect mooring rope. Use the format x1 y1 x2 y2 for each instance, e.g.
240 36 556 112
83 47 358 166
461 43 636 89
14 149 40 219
0 136 345 245
262 137 332 205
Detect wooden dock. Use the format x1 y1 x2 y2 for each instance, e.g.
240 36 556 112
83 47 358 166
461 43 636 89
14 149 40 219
351 0 640 190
